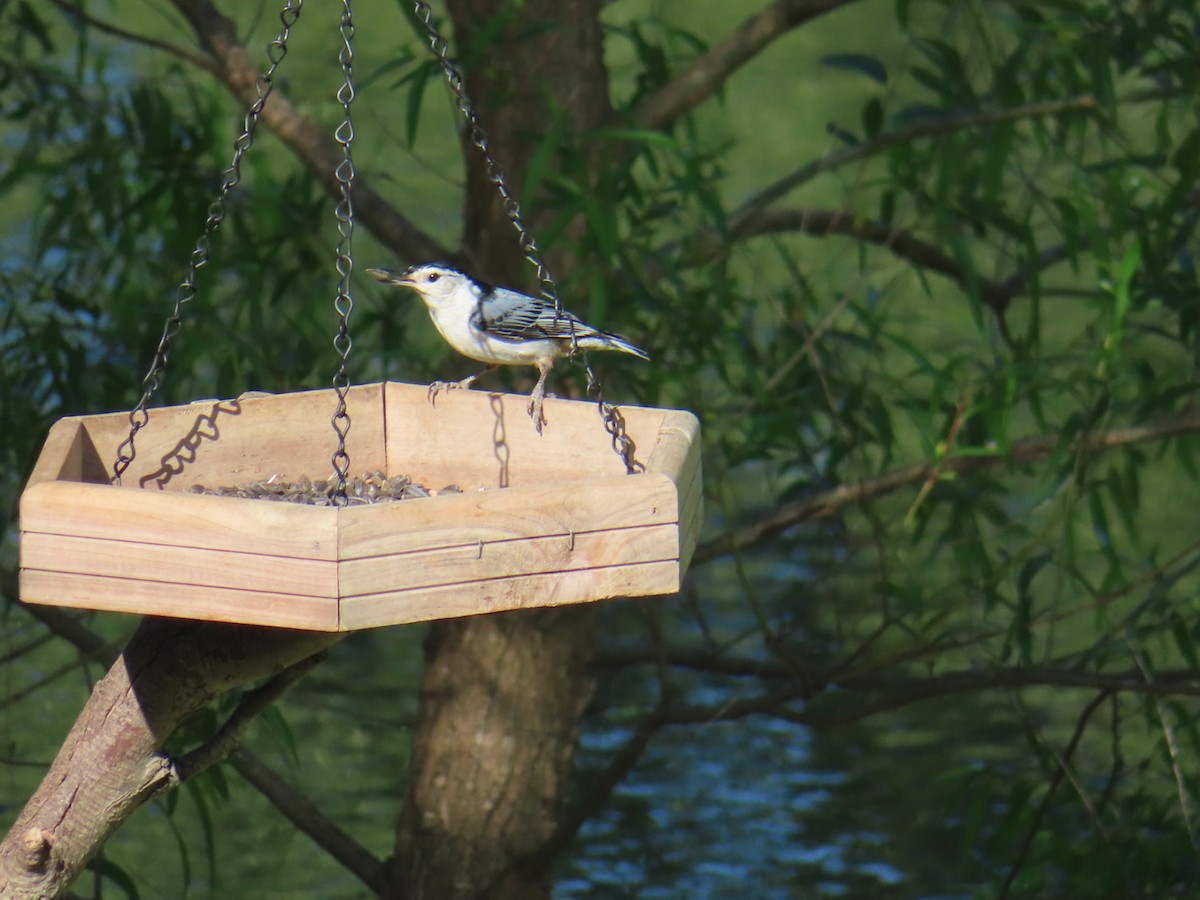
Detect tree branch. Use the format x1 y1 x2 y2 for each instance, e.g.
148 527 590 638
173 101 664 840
173 651 329 782
0 620 344 898
714 207 1081 312
633 0 864 130
998 691 1111 899
695 410 1200 563
660 666 1200 729
229 750 387 893
45 0 221 77
521 709 665 879
170 0 451 264
520 652 1200 873
729 87 1177 232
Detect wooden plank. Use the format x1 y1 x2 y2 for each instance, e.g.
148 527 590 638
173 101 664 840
21 482 339 559
385 382 668 488
19 570 339 631
678 449 704 572
21 533 337 598
26 420 84 487
645 410 701 480
340 523 678 596
338 560 680 630
75 384 388 491
337 474 680 559
19 381 700 626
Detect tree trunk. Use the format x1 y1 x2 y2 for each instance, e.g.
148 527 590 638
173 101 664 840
0 619 340 899
387 1 612 897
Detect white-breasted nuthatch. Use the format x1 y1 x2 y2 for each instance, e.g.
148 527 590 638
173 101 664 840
367 263 648 432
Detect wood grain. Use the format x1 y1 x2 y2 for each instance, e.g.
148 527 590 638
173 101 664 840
339 561 680 630
19 381 701 629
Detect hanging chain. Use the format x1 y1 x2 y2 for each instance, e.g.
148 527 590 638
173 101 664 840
411 0 563 327
587 371 645 474
330 0 357 500
112 0 303 484
412 0 641 473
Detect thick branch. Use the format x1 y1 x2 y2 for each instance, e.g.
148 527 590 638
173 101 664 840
0 620 343 899
170 0 451 264
633 0 863 130
696 410 1200 563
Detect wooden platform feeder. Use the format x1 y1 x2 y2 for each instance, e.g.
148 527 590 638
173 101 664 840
19 382 701 631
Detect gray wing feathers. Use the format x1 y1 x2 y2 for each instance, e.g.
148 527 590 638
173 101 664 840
471 288 649 358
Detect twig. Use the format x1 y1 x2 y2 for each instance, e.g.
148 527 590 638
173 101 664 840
729 87 1177 232
695 410 1200 563
697 207 1078 314
521 710 665 878
168 0 451 264
633 0 864 130
997 691 1111 900
230 749 388 892
45 0 221 76
172 650 328 782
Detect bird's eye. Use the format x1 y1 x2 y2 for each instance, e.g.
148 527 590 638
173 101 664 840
427 273 440 283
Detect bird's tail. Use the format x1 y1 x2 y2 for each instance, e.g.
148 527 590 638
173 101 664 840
584 330 650 361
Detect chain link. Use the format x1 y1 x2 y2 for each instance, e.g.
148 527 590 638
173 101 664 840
412 0 641 473
411 0 566 334
330 0 357 500
112 0 304 484
587 369 644 474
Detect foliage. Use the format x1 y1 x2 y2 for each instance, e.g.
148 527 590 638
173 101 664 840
2 0 1198 896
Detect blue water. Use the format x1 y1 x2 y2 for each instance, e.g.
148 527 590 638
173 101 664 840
560 715 906 898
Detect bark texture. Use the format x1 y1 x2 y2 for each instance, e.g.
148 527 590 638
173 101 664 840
0 619 340 898
389 610 594 898
387 2 611 897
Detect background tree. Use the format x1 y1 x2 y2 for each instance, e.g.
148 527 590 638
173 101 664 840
2 0 1199 897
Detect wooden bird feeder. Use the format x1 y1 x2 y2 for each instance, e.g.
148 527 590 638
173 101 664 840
19 382 701 631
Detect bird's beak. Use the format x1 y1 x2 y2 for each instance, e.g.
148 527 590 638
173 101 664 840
366 267 416 287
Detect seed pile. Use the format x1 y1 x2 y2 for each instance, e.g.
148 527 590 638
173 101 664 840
188 470 464 506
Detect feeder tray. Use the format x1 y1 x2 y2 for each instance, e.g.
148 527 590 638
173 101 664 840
19 382 702 631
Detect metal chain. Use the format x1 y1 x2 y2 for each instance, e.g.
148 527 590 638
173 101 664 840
587 370 644 474
412 0 642 474
112 0 303 484
330 0 357 500
411 0 564 332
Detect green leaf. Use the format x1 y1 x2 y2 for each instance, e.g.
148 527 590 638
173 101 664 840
590 128 678 148
820 53 888 85
403 59 438 148
84 857 141 900
15 1 54 54
862 97 884 138
1169 613 1200 672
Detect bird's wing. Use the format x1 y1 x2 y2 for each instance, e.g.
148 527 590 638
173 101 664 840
472 288 598 343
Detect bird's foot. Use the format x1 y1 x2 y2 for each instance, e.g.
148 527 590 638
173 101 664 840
427 374 479 406
527 390 548 434
428 366 496 406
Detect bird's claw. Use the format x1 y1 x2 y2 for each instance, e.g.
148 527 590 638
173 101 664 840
527 393 548 434
427 375 478 406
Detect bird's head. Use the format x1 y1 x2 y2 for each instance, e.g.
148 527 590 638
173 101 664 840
367 263 475 309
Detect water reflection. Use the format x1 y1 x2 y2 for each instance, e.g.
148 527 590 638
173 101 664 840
562 715 909 898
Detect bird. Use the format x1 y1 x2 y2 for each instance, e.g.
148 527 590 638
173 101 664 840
367 263 648 432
